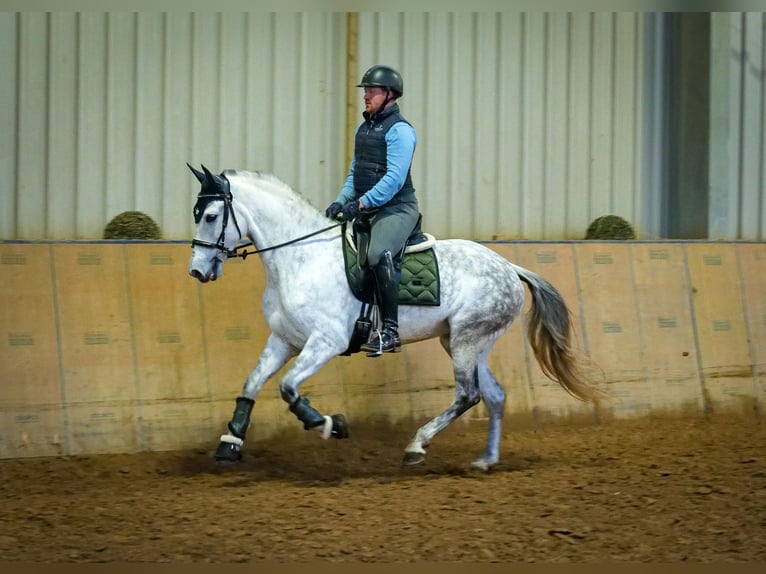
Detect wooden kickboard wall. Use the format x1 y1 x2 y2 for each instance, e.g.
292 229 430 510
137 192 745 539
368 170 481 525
0 241 763 459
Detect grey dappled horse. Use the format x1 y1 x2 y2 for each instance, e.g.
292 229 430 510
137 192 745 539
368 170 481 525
187 165 600 470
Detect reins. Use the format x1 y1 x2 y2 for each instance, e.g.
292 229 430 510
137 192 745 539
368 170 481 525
232 208 378 259
228 222 343 260
191 188 346 260
190 166 369 260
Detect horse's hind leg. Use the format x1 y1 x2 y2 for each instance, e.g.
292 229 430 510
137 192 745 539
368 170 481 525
403 335 481 465
471 356 506 471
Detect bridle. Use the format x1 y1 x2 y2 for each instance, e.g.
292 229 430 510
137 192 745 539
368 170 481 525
190 173 244 258
190 169 343 261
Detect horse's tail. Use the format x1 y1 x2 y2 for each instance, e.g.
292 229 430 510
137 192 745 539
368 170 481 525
511 264 603 403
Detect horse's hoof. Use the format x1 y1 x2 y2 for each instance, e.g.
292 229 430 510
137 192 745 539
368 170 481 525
470 459 494 472
330 414 349 439
402 451 425 466
214 441 242 463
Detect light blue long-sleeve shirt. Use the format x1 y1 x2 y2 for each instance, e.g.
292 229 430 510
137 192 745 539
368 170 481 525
335 121 417 209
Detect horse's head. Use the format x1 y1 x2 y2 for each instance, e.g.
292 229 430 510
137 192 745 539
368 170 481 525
187 164 243 283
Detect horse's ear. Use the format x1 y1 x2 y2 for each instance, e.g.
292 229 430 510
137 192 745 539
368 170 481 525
200 164 222 184
187 163 205 183
201 164 228 189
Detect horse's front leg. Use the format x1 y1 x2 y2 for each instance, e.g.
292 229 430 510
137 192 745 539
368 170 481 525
278 332 350 440
215 334 297 462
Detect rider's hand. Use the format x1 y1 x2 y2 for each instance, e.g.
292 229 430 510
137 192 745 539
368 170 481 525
325 202 343 219
341 200 361 221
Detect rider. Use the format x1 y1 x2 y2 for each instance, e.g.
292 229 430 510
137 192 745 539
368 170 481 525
325 64 421 355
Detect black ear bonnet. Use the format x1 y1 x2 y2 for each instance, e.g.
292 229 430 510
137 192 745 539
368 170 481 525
189 163 232 224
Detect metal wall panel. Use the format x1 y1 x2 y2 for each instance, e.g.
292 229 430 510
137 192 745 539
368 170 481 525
710 13 766 241
1 12 347 240
16 13 49 239
737 13 766 241
9 12 762 242
0 15 16 238
2 12 647 241
356 12 645 240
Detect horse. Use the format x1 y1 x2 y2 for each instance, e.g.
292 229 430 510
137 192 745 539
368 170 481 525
187 164 601 470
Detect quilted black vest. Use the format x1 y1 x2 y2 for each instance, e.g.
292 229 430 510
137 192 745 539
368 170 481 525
352 104 416 207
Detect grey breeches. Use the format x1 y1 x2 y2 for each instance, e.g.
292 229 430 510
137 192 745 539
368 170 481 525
366 201 420 267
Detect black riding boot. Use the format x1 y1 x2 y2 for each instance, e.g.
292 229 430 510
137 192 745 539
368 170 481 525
361 251 401 355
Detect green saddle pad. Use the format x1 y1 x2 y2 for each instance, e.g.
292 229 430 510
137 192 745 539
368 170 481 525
342 231 440 307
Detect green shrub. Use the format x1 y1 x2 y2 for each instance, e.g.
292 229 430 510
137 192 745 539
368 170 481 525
585 214 636 240
103 211 162 240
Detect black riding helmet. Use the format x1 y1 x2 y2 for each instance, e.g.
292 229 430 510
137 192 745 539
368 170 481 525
357 65 403 98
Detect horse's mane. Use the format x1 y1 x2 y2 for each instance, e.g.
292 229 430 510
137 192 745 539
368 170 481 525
226 169 323 217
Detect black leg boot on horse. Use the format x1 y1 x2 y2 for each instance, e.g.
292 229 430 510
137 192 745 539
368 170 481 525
361 250 402 357
215 396 255 463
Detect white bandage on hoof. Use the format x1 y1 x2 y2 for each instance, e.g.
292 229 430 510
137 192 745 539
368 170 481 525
219 434 244 447
317 415 333 440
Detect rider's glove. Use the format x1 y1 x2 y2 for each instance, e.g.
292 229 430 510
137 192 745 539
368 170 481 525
341 200 361 221
325 202 343 219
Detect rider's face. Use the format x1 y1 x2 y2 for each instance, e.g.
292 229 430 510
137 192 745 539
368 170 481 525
363 86 388 115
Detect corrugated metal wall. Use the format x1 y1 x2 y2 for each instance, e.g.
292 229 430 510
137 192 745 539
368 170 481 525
1 12 646 241
710 13 766 241
0 12 347 240
355 12 645 240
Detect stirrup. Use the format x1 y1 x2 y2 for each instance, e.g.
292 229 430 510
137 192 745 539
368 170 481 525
362 328 401 357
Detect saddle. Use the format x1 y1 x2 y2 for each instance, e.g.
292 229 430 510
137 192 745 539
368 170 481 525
340 214 441 356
